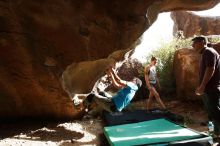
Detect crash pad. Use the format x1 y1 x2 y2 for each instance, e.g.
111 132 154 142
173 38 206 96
104 118 212 146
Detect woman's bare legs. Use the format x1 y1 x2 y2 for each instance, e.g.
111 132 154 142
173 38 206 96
147 92 154 110
147 87 166 110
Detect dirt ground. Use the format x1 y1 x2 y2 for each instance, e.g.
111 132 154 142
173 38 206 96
0 98 212 146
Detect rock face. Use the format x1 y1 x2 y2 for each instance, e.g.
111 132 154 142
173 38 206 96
173 48 200 100
173 43 220 100
0 0 220 120
171 11 220 38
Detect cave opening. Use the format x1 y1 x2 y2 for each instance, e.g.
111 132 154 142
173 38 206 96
61 3 220 113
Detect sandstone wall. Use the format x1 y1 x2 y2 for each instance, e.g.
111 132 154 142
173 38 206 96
173 48 200 100
171 11 220 38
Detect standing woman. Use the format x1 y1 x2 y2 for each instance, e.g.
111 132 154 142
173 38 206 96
144 56 166 111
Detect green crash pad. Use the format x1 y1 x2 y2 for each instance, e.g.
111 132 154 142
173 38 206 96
104 118 211 146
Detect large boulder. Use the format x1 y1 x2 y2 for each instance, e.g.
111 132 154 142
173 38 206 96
173 48 200 100
0 0 220 120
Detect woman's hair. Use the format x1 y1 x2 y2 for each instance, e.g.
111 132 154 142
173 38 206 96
151 56 157 61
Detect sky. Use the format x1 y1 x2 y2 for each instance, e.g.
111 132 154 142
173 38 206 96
132 3 220 62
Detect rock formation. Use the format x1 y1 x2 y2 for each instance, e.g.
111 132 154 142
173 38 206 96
210 42 220 54
171 11 220 38
173 48 200 100
173 40 220 100
0 0 219 120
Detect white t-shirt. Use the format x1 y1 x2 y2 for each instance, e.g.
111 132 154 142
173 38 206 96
148 66 157 84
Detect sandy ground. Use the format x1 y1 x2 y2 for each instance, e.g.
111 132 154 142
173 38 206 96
0 98 212 146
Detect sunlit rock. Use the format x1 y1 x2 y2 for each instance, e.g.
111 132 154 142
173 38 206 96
171 11 220 38
173 48 200 100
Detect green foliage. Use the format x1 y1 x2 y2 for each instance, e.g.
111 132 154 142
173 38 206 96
207 36 220 43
